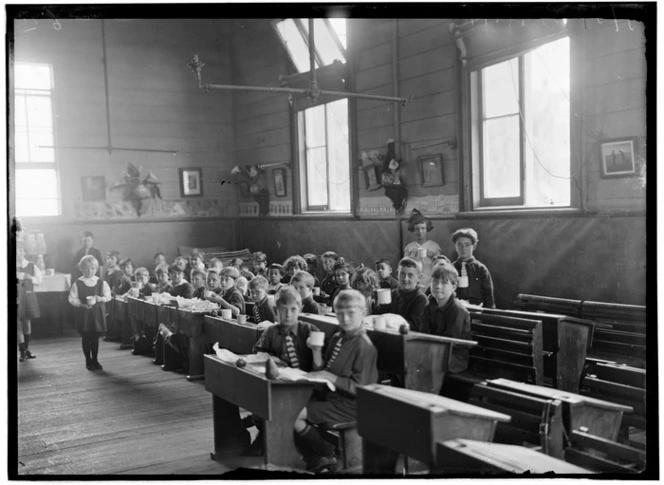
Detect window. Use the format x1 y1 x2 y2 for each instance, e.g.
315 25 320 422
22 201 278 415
471 36 571 209
298 99 351 212
14 62 60 216
274 18 346 73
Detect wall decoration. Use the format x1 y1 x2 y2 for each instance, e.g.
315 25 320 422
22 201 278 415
360 138 408 214
238 182 251 198
419 154 445 187
362 165 381 191
110 163 162 217
273 168 287 197
81 176 106 201
231 164 270 216
600 138 636 178
179 168 203 197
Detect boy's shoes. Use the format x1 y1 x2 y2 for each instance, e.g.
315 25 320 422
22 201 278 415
92 361 103 370
86 361 95 371
19 352 26 362
242 432 264 456
305 455 337 473
25 350 36 359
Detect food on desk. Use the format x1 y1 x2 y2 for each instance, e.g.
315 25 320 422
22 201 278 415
265 357 280 379
236 357 246 368
399 323 410 335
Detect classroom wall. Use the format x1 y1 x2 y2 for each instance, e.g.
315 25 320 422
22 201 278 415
12 19 239 270
231 18 647 306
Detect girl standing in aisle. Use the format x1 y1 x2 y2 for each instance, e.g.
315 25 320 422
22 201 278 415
17 244 41 362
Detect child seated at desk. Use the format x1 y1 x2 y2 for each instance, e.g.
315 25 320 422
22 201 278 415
248 276 275 323
326 258 354 306
266 263 285 295
133 267 155 298
209 257 224 273
113 258 134 295
420 262 472 374
375 258 399 290
252 251 267 278
168 263 194 299
283 255 307 283
291 271 322 315
303 253 321 287
245 286 319 455
375 257 428 332
452 228 495 308
190 268 208 300
206 268 223 296
351 266 379 316
207 267 245 317
187 249 206 281
294 289 378 473
318 251 340 302
173 256 188 277
150 252 168 284
154 264 172 294
104 251 123 294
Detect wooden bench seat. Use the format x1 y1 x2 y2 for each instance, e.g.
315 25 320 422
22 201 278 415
466 382 565 458
564 430 646 473
514 293 582 317
466 313 545 386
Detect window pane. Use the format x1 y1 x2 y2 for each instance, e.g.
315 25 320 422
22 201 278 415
326 99 350 211
14 94 27 127
28 131 55 162
15 63 52 90
483 116 520 198
306 146 328 207
14 130 30 163
312 19 345 65
275 19 313 73
15 169 60 216
329 18 346 49
304 104 326 148
26 96 53 128
524 37 570 206
482 58 519 118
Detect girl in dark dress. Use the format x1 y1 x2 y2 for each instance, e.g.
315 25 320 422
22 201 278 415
69 255 112 370
17 244 42 362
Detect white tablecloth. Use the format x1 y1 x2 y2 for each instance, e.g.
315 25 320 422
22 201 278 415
35 273 71 293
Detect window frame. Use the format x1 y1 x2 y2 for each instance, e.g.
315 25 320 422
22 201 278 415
12 61 62 218
461 28 580 213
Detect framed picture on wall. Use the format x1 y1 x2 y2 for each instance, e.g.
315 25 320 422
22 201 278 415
179 168 203 197
419 154 444 187
362 165 381 191
81 176 106 201
600 138 636 178
238 182 251 198
273 168 287 197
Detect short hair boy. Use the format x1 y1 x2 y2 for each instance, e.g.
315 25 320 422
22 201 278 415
375 257 427 331
248 276 275 323
291 271 322 315
168 263 194 298
155 264 172 293
207 267 245 316
420 262 472 373
252 251 268 277
374 259 399 290
190 268 208 299
266 263 285 295
452 228 495 308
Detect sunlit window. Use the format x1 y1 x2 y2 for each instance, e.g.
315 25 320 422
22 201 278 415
14 62 61 216
274 18 346 73
298 99 350 213
472 36 570 208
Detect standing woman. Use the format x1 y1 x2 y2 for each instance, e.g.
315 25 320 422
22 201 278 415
17 243 42 362
69 255 111 371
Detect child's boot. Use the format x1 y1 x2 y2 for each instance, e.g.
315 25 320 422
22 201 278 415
18 343 26 363
297 425 337 473
24 335 36 359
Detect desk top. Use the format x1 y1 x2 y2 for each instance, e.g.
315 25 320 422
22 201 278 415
488 378 633 412
440 439 592 474
35 273 71 293
362 384 511 422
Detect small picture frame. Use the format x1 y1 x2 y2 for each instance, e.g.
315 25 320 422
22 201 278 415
81 176 106 201
238 182 251 198
419 154 445 187
179 168 203 197
273 168 287 197
600 138 636 178
362 165 381 191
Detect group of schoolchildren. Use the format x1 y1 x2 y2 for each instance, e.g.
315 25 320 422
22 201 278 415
41 208 495 473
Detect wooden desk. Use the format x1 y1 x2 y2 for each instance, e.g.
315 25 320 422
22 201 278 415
436 439 592 474
177 309 208 381
474 308 595 392
357 384 510 472
111 297 132 349
34 273 71 334
487 378 632 441
204 315 263 355
300 313 476 394
204 355 315 469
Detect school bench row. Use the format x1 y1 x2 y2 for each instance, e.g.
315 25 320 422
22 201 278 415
105 297 646 474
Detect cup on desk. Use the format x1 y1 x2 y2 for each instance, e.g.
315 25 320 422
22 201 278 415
309 331 325 347
237 314 247 325
377 288 392 305
267 294 275 307
417 247 427 258
313 287 321 296
373 316 387 331
204 290 213 299
130 287 140 298
46 268 55 276
221 309 233 320
86 296 96 307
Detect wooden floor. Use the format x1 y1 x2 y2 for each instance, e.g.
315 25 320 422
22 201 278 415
16 332 267 477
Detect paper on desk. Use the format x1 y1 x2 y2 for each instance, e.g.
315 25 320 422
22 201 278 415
276 367 336 391
256 321 275 330
211 343 270 364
